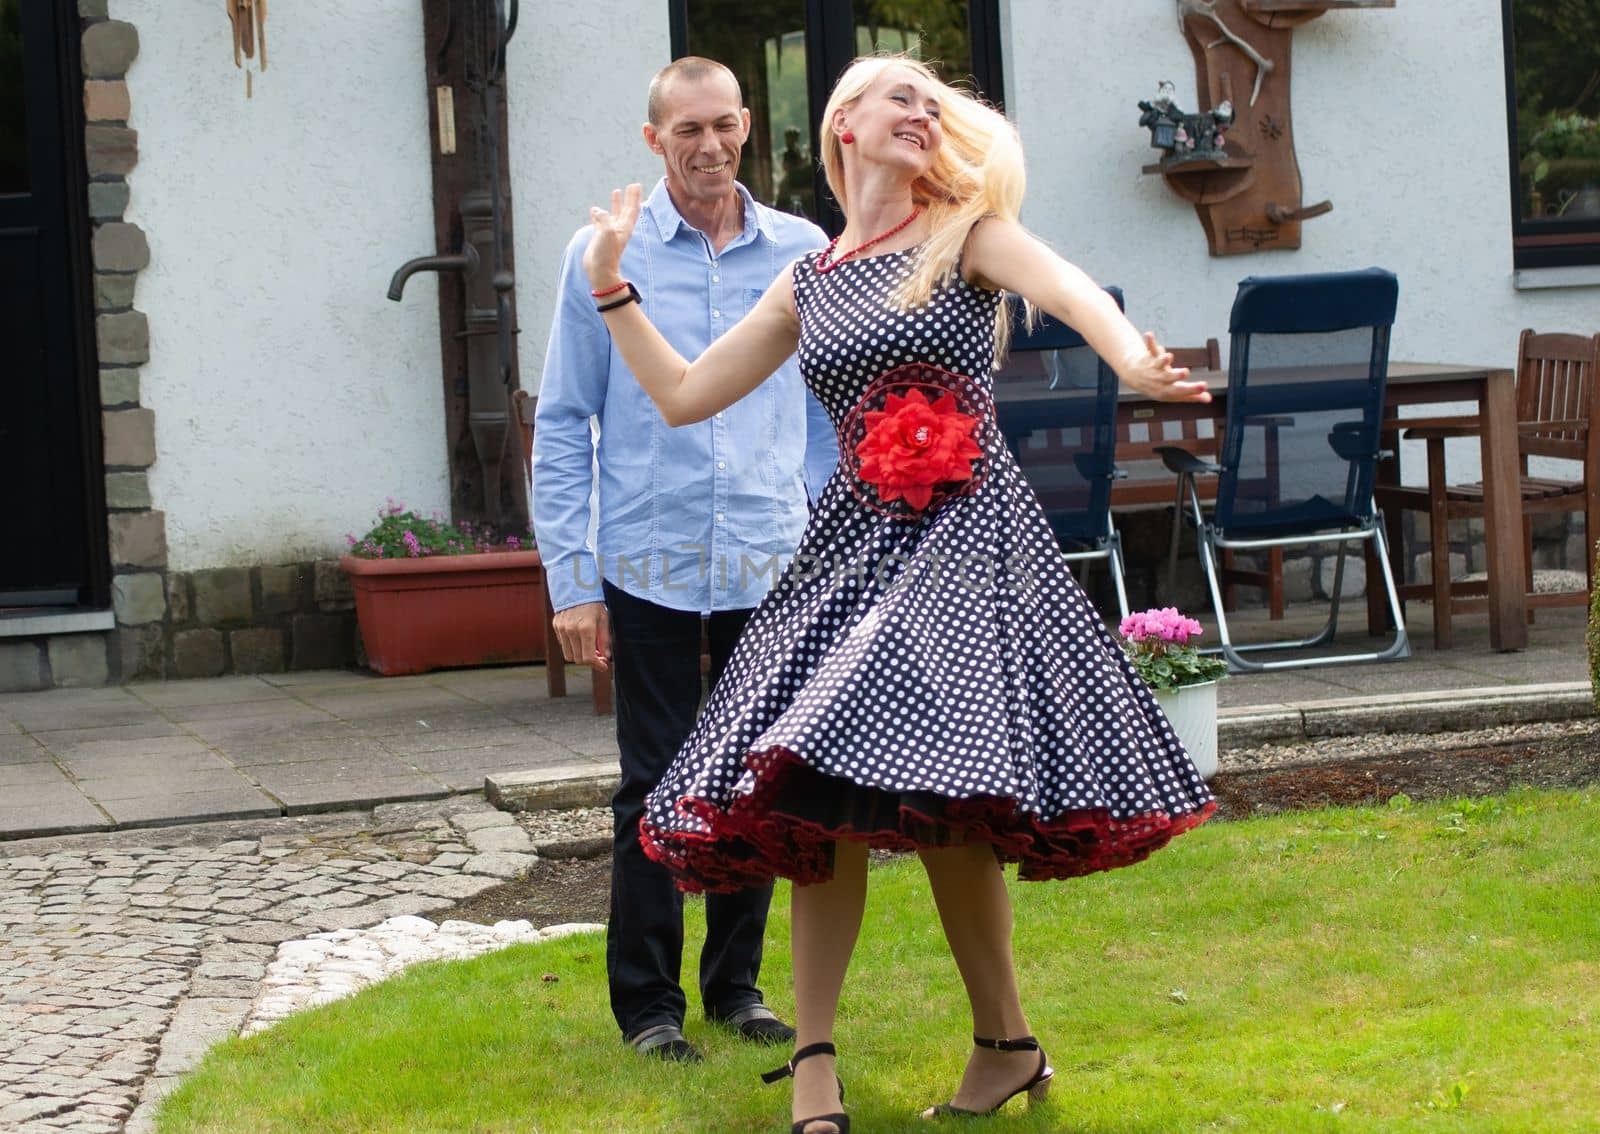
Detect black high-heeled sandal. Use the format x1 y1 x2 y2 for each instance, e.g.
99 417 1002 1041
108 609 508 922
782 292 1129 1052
762 1041 848 1134
921 1034 1053 1119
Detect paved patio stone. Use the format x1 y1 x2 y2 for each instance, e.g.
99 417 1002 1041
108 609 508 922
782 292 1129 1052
0 791 110 838
376 724 541 756
62 751 241 786
519 720 622 758
406 749 552 792
0 743 51 766
1217 673 1355 708
0 686 133 712
271 776 450 815
1312 662 1501 694
23 723 186 755
103 791 282 828
125 676 286 708
180 710 340 742
156 698 309 724
49 735 215 769
77 769 264 803
297 688 478 718
245 755 426 788
0 762 72 788
328 707 517 737
6 703 166 733
219 737 394 767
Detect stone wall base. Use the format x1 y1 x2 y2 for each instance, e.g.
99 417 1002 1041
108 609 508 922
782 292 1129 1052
0 560 358 692
1 515 1589 692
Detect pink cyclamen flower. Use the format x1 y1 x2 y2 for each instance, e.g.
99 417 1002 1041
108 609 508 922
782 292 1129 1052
1119 607 1204 646
402 530 422 558
506 536 521 551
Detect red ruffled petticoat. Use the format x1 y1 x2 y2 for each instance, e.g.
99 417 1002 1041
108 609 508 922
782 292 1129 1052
639 747 1217 894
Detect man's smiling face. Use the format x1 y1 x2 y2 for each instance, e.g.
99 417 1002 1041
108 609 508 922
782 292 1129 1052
646 71 751 212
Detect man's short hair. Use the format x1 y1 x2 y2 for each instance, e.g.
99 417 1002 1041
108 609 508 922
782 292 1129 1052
647 56 742 126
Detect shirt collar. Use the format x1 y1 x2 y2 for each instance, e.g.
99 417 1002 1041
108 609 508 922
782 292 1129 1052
645 178 773 249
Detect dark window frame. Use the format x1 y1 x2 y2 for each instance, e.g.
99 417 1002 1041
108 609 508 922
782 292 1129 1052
1501 0 1600 269
669 0 1005 235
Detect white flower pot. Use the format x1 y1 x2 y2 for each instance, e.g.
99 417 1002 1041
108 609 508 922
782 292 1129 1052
1153 680 1219 780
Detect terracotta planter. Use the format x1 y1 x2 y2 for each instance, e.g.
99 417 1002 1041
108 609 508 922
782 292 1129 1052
1153 680 1219 780
340 550 546 676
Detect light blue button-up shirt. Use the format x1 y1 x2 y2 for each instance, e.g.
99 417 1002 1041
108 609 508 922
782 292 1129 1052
533 179 836 615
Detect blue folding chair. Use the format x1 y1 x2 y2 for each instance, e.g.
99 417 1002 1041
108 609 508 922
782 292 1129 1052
996 289 1130 620
1162 268 1410 671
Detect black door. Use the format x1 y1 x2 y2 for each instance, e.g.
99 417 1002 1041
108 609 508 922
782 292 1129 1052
0 0 105 609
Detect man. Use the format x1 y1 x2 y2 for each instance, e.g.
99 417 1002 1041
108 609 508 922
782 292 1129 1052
532 57 835 1064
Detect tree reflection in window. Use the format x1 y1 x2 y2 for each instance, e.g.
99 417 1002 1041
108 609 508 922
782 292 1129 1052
678 1 983 223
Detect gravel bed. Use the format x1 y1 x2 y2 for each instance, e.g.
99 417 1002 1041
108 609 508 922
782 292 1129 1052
1221 716 1600 773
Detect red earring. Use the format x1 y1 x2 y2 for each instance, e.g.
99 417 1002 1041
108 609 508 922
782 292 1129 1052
841 130 855 145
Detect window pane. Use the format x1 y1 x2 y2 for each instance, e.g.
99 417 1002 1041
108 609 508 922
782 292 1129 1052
1511 1 1600 224
854 1 974 91
682 0 815 220
0 0 29 194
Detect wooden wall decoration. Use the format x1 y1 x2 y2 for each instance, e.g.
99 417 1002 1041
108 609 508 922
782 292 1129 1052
1145 0 1394 257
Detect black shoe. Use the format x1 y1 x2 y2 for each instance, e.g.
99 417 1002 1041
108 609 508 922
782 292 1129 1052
711 1003 797 1046
628 1023 704 1063
763 1041 848 1134
921 1034 1053 1119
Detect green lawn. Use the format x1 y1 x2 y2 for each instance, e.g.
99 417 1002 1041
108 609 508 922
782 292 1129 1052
156 789 1600 1133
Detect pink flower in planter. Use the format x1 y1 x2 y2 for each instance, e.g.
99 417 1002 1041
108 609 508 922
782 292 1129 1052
1119 607 1204 646
402 530 423 558
1117 607 1226 692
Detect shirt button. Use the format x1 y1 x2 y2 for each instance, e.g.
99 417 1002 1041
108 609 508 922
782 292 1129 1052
715 412 725 419
711 274 720 283
717 461 726 470
712 309 722 319
715 512 725 522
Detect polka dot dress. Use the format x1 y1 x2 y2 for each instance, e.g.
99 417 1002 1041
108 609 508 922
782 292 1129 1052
639 247 1216 893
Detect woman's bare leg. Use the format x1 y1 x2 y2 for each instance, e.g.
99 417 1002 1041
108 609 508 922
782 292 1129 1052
789 839 869 1132
918 843 1043 1113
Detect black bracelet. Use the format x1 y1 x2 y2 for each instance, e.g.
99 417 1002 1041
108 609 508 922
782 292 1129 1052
596 282 641 313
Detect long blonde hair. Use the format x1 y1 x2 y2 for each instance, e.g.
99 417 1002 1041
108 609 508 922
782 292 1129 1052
819 55 1027 353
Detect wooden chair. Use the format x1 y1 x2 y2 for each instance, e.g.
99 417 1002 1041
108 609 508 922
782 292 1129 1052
514 390 614 714
1375 329 1600 649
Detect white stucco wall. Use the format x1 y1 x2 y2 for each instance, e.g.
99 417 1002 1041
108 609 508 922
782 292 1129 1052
506 6 672 393
124 0 448 571
1005 0 1597 372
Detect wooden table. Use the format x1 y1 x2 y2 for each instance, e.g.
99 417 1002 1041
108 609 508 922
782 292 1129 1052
993 361 1528 651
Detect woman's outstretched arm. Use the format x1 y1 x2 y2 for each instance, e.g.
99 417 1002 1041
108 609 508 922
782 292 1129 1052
964 218 1211 404
584 183 805 426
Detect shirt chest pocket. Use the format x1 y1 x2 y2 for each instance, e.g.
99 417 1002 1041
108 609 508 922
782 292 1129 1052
742 287 766 316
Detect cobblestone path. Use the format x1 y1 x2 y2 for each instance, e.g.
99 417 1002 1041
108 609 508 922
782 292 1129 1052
0 797 543 1132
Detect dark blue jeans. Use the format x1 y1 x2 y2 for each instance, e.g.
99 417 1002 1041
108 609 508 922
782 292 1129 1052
601 581 773 1039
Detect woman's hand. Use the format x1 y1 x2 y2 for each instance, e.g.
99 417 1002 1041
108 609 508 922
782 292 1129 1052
1118 332 1212 403
583 183 642 290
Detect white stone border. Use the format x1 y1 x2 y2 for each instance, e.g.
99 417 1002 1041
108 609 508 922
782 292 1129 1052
241 915 604 1036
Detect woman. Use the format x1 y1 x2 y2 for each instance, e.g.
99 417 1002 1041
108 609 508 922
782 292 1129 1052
580 55 1217 1133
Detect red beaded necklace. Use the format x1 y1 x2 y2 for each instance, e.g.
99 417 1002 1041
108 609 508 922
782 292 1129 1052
814 207 923 273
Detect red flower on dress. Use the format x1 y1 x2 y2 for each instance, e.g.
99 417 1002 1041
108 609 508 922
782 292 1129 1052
854 389 983 512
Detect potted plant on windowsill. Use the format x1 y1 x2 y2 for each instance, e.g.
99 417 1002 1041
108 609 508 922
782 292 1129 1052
339 502 544 676
1120 608 1229 779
